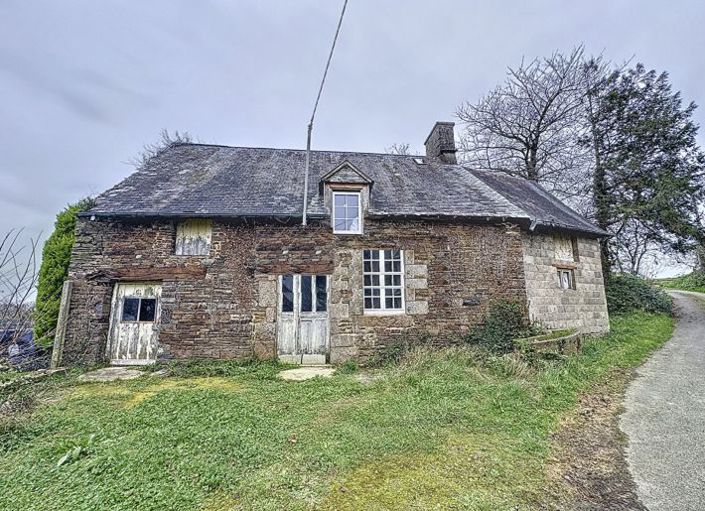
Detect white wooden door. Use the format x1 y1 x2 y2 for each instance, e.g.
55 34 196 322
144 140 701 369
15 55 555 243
277 275 329 365
108 282 162 365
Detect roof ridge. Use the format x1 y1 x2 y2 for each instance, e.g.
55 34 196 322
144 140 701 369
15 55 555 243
175 143 422 159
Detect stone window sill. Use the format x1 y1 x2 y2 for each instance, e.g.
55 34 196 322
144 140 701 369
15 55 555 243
363 309 405 317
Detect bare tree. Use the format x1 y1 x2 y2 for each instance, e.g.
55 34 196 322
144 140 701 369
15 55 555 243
612 219 659 275
457 46 594 199
0 230 40 361
385 143 413 156
129 129 193 168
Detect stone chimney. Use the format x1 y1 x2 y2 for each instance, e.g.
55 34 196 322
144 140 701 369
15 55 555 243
424 121 457 164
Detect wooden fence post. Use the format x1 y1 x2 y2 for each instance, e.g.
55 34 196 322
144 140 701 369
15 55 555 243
50 281 73 369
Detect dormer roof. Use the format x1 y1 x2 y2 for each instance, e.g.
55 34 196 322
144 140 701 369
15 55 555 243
319 160 373 187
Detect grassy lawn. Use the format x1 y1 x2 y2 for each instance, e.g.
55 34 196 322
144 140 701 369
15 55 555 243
0 312 673 511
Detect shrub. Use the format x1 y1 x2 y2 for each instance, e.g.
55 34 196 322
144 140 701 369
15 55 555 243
662 271 705 292
34 199 94 346
465 300 525 354
606 273 672 315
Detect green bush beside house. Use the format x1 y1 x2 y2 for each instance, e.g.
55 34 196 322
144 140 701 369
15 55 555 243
605 273 673 315
33 198 94 347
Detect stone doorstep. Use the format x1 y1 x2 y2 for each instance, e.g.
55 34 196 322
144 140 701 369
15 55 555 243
278 365 335 381
77 366 145 382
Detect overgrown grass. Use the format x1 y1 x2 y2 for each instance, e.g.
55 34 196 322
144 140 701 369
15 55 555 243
0 313 673 510
657 271 705 293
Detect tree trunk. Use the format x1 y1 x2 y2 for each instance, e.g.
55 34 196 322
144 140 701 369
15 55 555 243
527 146 539 181
696 244 705 272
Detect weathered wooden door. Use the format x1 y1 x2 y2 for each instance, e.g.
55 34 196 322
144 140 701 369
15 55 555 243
108 282 162 365
277 274 329 364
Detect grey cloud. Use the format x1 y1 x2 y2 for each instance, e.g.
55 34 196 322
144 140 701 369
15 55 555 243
0 0 702 278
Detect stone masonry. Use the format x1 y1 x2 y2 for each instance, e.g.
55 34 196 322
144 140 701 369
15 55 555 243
522 233 609 333
62 217 534 365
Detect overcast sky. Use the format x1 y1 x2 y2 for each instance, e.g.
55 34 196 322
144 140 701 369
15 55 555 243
1 0 704 275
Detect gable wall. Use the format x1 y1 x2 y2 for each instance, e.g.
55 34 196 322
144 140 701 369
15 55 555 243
521 233 609 333
62 217 528 365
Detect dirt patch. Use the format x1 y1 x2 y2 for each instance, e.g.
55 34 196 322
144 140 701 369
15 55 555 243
551 371 646 510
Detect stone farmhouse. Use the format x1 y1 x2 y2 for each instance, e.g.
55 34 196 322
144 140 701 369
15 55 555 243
59 122 609 366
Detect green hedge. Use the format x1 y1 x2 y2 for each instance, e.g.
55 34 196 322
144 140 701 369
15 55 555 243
34 199 94 346
606 273 672 315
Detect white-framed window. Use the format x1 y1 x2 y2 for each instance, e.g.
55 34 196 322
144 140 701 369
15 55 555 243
332 191 362 234
557 268 575 290
363 249 404 313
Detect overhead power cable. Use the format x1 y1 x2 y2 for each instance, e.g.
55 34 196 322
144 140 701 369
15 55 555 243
302 0 349 226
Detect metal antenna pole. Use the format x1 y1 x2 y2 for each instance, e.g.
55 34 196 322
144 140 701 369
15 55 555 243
302 0 349 226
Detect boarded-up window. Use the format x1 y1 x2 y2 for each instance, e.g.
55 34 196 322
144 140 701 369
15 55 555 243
554 235 577 262
175 219 212 255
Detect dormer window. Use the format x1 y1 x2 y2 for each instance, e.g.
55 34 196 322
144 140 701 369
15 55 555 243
332 191 362 234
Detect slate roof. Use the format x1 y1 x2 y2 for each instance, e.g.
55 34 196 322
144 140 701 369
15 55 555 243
86 144 607 237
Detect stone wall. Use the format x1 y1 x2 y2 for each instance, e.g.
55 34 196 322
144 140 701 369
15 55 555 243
62 217 528 364
522 233 609 333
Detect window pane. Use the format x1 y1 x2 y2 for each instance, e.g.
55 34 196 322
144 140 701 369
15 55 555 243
364 275 380 287
282 275 294 312
385 260 401 273
364 288 380 298
316 275 327 312
121 298 139 321
384 274 401 287
139 298 157 322
301 275 313 312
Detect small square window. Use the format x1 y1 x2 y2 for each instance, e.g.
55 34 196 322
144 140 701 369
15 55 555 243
139 298 157 321
332 192 362 234
557 269 575 290
122 298 139 321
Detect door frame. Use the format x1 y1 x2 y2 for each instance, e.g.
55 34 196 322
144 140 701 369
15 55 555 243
276 274 330 365
107 281 162 365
